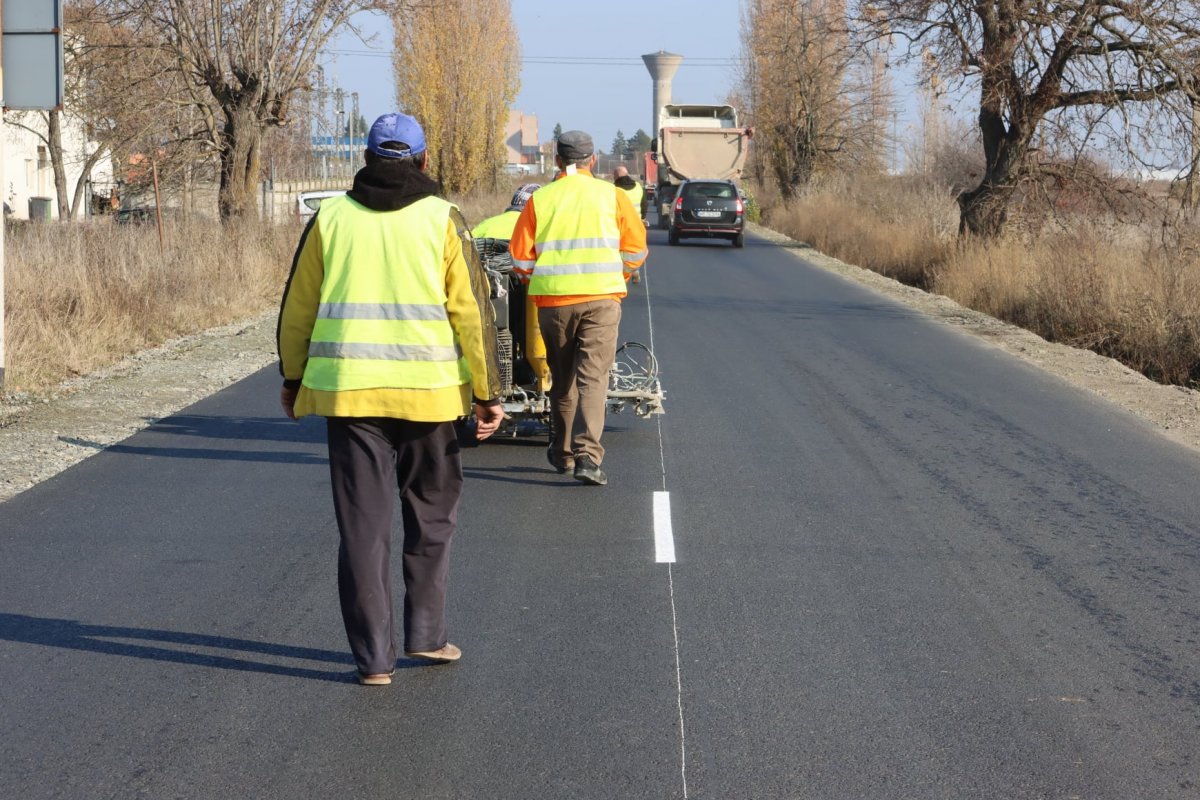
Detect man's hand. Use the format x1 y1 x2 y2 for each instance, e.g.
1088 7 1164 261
473 402 506 440
280 384 299 420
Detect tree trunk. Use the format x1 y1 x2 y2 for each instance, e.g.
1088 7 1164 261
218 103 264 222
957 92 1032 238
47 111 72 221
773 119 817 198
69 147 108 220
1184 98 1200 214
957 181 1015 237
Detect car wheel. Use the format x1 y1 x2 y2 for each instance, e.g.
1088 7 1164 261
732 231 744 248
668 228 680 246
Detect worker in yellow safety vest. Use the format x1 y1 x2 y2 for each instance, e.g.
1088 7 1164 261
612 166 647 283
277 112 505 685
509 130 648 486
612 165 648 220
471 183 541 241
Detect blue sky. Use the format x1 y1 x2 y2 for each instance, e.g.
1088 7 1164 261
322 1 928 162
324 1 747 152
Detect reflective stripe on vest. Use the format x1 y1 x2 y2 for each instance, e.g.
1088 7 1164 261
302 194 471 392
528 174 626 296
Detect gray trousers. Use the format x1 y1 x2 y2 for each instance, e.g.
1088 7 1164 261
538 299 621 465
326 417 461 674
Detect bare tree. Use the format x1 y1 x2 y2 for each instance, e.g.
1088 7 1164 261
3 1 167 219
741 0 880 198
864 0 1200 237
104 0 386 221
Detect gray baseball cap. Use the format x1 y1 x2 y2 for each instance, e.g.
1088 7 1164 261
557 130 594 160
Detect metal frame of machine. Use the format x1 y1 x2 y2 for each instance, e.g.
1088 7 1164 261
473 237 665 436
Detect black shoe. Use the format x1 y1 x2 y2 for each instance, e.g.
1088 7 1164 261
547 446 570 474
573 455 607 486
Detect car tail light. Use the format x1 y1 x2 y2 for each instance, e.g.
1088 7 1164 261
736 196 744 215
674 195 683 212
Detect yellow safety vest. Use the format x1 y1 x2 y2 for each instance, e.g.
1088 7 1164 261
619 181 644 211
523 174 626 297
471 209 520 240
303 194 470 392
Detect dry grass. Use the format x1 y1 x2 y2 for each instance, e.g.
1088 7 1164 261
451 178 550 226
2 181 538 396
762 176 958 289
452 186 516 228
762 176 1200 388
936 228 1200 386
5 217 298 393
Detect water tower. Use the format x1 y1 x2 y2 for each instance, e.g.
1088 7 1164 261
642 51 683 137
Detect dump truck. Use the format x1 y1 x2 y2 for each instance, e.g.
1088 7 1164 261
651 104 752 228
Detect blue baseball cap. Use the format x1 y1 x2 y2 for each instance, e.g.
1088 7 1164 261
366 113 426 158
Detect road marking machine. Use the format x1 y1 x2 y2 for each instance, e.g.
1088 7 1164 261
473 237 665 436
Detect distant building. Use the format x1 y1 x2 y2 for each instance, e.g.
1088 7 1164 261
505 111 541 174
2 111 112 220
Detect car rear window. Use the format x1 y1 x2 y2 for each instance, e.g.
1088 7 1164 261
683 183 735 200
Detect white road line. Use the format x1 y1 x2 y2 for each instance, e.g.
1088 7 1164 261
644 252 688 798
654 491 676 563
667 563 689 799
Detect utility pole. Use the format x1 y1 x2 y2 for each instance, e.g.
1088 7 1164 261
1 0 66 391
315 66 329 179
334 88 345 179
1187 93 1200 214
1 3 7 391
351 91 360 172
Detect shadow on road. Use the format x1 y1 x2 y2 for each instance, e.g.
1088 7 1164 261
462 465 573 487
55 439 329 466
56 415 328 465
0 613 391 683
148 415 327 444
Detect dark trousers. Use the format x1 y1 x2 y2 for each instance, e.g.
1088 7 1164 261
538 299 622 465
326 417 462 674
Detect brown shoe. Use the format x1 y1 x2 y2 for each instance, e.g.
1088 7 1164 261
357 670 395 686
405 643 462 663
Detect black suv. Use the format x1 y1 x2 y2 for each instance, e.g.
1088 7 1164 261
667 179 744 248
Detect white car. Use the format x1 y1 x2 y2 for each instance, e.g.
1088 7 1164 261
296 190 345 218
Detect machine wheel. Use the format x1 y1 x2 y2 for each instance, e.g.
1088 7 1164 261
732 231 744 248
668 228 680 246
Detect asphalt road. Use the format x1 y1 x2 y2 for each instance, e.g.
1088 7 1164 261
3 226 1200 799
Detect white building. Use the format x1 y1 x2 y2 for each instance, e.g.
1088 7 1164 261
2 111 112 220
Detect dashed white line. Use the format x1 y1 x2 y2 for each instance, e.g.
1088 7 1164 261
654 491 676 564
644 249 688 798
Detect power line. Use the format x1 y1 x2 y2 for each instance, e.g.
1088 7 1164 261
322 48 742 66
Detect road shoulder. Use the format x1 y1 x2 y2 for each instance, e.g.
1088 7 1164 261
0 314 278 503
